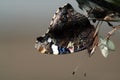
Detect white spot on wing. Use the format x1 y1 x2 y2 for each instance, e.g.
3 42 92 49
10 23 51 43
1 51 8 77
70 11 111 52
51 44 59 55
48 38 52 43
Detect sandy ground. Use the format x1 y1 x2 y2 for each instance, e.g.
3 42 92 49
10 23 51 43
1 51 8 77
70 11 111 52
0 0 120 80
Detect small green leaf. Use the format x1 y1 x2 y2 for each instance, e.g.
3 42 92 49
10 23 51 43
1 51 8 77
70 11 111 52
99 37 116 58
107 40 115 51
99 44 109 58
99 36 111 58
99 37 107 45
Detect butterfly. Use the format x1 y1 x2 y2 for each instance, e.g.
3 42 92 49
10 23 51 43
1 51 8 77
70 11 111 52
35 3 97 55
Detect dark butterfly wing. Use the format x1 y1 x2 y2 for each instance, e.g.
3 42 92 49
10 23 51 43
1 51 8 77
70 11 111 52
35 3 96 55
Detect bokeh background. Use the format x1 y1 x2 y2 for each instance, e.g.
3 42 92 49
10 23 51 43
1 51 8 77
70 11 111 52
0 0 120 80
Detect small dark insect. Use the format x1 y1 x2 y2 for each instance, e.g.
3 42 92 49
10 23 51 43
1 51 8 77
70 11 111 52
72 66 79 75
84 72 86 77
72 71 75 75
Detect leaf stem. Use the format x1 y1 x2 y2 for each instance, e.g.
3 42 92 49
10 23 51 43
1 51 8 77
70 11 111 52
106 25 120 40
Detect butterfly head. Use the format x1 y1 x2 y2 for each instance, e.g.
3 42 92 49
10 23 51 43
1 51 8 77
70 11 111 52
35 34 53 54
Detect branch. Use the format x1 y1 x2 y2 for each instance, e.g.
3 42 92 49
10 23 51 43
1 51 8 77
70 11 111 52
106 25 120 40
89 18 120 22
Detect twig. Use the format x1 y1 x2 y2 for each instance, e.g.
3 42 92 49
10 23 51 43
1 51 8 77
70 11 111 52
106 25 120 40
89 18 120 22
93 21 103 38
90 21 103 55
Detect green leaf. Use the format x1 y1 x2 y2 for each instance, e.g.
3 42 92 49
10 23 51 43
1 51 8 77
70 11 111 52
99 43 109 58
99 37 109 58
99 37 116 58
99 37 107 45
107 40 115 51
105 0 120 7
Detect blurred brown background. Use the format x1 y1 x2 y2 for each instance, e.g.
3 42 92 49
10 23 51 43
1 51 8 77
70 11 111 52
0 0 120 80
